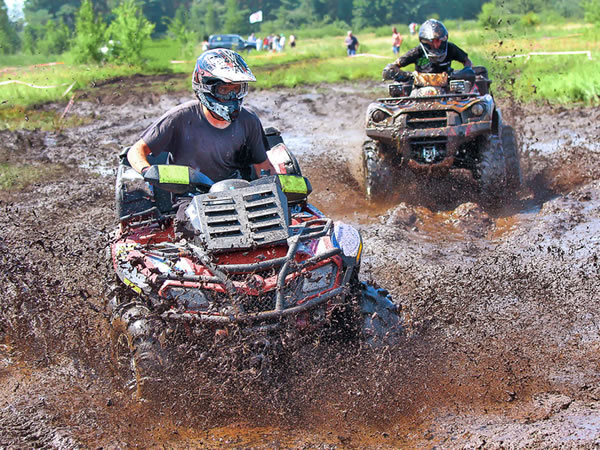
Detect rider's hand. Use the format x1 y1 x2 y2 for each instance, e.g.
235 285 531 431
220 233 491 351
382 63 400 81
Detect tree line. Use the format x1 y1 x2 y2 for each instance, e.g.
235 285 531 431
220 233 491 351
0 0 593 58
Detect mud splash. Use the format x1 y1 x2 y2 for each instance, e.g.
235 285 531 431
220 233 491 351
2 78 600 446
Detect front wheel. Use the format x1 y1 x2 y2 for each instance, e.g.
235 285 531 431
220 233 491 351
110 303 167 401
502 125 521 195
362 139 396 202
358 282 403 348
475 134 506 203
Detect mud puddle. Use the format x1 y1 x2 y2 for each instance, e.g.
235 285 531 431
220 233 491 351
2 77 600 447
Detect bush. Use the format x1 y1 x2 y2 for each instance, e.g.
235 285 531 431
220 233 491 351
37 19 71 55
71 0 106 63
520 12 541 27
582 0 600 24
106 0 155 65
478 2 502 29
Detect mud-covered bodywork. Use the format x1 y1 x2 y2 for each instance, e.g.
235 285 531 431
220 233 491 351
111 184 363 329
108 128 401 399
366 92 497 175
362 67 520 201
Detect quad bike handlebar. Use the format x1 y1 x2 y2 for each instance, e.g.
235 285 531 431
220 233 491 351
142 164 214 194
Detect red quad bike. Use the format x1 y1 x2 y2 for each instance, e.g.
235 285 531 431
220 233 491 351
363 66 521 202
108 128 402 400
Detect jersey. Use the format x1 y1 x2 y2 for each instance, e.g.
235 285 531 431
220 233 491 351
141 100 268 183
394 42 469 73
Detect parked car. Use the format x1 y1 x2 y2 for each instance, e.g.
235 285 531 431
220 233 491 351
207 34 256 52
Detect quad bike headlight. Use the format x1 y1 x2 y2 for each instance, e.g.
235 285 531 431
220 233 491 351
371 109 390 123
471 103 485 116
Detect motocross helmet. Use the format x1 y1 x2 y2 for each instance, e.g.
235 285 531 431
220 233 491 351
192 49 256 122
418 19 449 64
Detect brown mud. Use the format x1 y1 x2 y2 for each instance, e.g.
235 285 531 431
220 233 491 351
2 76 600 447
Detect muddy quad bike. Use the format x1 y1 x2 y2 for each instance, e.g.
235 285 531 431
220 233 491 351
108 127 402 400
363 66 521 202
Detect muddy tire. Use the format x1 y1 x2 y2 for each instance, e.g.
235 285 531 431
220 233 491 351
362 139 395 202
110 303 166 402
476 135 506 203
359 282 403 348
502 125 521 194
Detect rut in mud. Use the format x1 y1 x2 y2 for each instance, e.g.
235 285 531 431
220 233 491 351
2 75 600 447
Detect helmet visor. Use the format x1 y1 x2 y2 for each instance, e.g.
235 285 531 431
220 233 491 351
420 38 448 61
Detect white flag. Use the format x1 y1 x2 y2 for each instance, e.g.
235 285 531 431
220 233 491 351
249 10 263 24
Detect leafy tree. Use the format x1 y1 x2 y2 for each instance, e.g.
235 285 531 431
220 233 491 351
205 2 219 36
223 0 249 34
24 0 81 29
38 19 71 55
0 2 19 54
582 0 600 24
71 0 107 63
165 7 198 56
106 0 155 64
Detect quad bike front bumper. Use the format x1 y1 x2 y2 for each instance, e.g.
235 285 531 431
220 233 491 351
367 119 493 177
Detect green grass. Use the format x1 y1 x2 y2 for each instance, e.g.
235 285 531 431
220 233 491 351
0 163 63 191
1 21 600 128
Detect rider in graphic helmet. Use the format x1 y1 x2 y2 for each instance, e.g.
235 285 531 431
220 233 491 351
127 49 276 182
382 19 472 80
192 48 256 122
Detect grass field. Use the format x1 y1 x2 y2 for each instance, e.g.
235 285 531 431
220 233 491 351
1 22 599 130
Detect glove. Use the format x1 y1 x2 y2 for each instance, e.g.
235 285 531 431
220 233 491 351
382 63 401 81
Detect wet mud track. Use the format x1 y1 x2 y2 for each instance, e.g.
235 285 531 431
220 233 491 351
2 75 600 447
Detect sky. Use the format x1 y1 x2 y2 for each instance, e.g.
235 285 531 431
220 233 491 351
4 0 24 20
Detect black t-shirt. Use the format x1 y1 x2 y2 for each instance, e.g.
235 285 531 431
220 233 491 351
141 100 268 182
394 42 469 73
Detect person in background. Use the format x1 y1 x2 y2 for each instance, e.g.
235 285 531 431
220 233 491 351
409 22 417 35
289 34 296 48
392 27 403 56
345 30 359 57
278 34 286 52
247 32 257 49
201 35 209 52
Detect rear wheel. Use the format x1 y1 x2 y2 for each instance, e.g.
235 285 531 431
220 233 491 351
362 139 396 202
110 302 166 401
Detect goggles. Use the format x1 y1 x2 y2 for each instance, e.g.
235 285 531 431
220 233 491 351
207 81 249 101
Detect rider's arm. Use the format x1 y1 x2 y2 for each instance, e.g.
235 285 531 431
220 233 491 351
128 138 153 174
394 46 420 68
253 157 278 176
463 57 473 68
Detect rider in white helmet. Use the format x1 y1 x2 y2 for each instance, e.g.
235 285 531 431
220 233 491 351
128 49 276 181
383 19 472 80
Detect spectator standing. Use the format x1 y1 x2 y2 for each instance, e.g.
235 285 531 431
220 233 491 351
247 32 257 49
409 22 417 35
345 30 359 56
289 34 296 48
392 27 403 56
279 34 286 51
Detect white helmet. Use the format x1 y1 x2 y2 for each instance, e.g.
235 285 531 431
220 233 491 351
192 49 256 122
